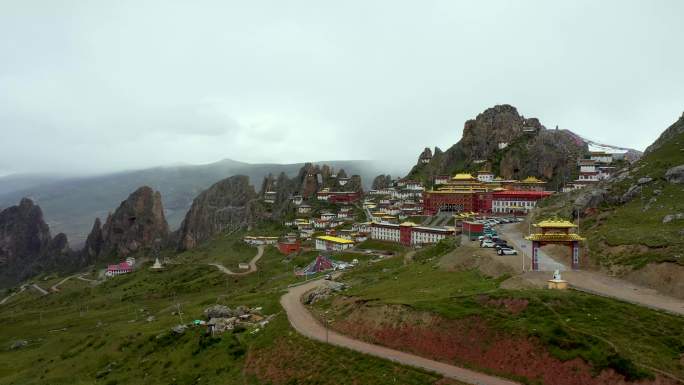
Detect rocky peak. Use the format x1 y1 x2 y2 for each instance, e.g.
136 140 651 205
0 198 71 288
418 147 433 163
372 174 392 190
82 217 103 262
178 175 261 250
461 104 545 161
93 186 169 258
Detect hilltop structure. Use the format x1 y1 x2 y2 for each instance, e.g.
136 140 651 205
423 172 552 215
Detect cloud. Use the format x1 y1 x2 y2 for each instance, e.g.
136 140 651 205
0 0 683 176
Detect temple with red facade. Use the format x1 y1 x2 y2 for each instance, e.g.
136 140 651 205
423 173 552 215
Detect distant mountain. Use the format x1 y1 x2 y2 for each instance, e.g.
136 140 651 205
563 131 643 162
0 159 397 246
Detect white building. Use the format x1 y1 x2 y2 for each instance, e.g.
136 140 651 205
590 151 613 164
370 222 453 246
370 222 401 243
434 175 450 185
298 204 313 214
477 171 494 183
264 191 277 204
315 235 355 251
291 195 304 205
243 236 278 245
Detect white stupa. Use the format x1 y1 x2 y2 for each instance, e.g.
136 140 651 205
150 258 164 270
547 269 568 290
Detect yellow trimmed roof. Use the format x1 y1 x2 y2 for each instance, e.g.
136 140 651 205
533 219 577 228
525 233 585 242
400 221 417 226
316 235 354 244
521 176 545 183
452 173 476 180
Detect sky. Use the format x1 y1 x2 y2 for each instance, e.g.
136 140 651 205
1 0 683 177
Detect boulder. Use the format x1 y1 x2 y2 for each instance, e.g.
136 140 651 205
303 287 331 305
637 177 653 185
171 324 187 334
325 281 347 292
204 305 234 319
663 213 684 224
621 185 642 203
573 188 607 211
10 340 28 350
665 165 684 184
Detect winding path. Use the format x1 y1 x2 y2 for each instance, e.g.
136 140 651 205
209 245 265 276
0 285 28 305
31 283 48 296
281 279 520 385
50 275 79 292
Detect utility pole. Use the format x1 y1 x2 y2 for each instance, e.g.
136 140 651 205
324 311 329 343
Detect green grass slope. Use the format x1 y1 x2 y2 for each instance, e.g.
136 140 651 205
534 125 684 270
314 247 684 383
0 231 448 385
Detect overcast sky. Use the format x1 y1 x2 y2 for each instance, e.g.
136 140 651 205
1 1 683 177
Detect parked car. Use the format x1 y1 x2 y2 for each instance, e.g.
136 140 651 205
480 240 496 248
324 274 333 280
497 247 518 255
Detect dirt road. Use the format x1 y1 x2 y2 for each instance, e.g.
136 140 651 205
209 245 264 276
50 275 79 292
31 283 48 296
281 279 520 385
499 224 684 316
0 285 28 305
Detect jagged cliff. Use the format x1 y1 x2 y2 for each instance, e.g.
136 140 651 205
258 163 364 219
0 198 71 287
371 174 392 190
177 175 263 250
407 104 633 189
84 186 169 259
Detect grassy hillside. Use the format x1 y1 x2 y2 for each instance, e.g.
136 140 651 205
312 247 684 384
0 230 450 385
534 128 684 270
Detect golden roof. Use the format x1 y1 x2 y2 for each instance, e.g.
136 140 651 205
525 233 585 242
316 235 354 244
452 173 476 180
533 219 577 228
521 176 545 183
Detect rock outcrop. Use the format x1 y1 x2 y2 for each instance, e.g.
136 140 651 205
644 111 684 154
407 104 586 188
407 104 640 189
86 186 169 258
371 174 392 190
665 165 684 184
0 198 71 287
460 104 545 162
177 175 262 250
